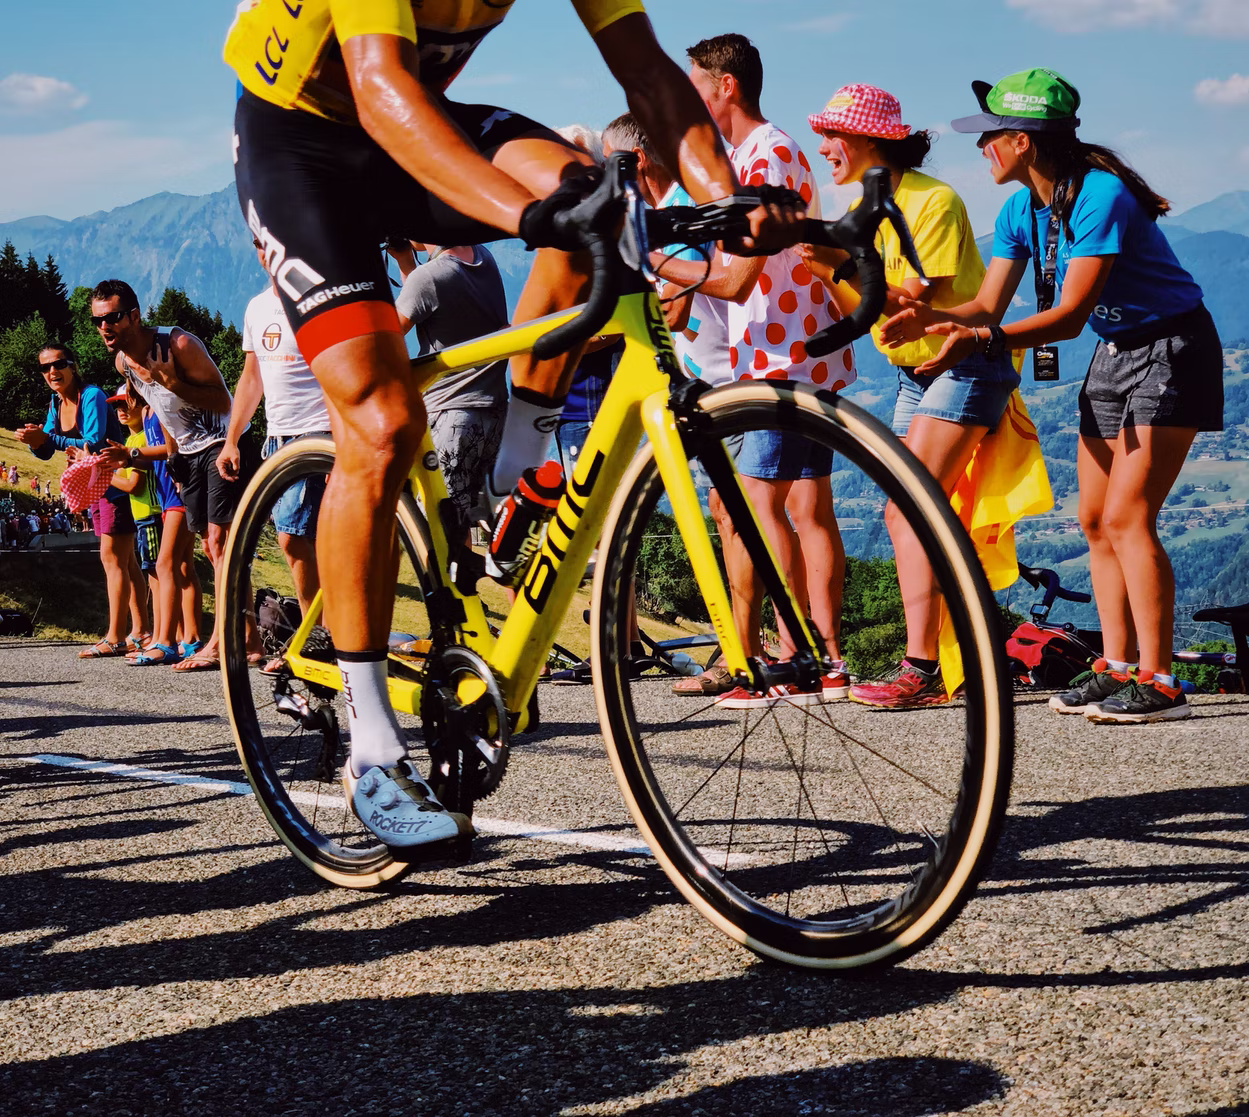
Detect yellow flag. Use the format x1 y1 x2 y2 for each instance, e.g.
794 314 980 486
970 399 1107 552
938 389 1054 694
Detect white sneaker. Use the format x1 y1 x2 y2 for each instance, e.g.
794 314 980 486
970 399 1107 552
343 758 473 849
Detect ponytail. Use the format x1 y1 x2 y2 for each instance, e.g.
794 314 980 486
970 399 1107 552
1027 132 1171 237
873 129 934 172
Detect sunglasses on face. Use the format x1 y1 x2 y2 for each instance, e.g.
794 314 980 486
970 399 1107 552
39 358 73 372
90 309 134 328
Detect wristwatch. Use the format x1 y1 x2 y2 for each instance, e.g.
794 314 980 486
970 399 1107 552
983 325 1008 361
129 446 142 463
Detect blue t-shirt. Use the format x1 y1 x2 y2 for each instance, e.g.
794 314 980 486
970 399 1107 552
143 410 183 511
992 170 1203 340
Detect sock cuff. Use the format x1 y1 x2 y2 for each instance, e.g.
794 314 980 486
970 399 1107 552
337 649 389 664
511 384 567 409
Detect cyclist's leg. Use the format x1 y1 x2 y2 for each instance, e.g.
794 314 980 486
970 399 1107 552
1077 434 1137 665
480 126 596 492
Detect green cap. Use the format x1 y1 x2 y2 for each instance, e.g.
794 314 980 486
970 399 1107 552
951 68 1081 133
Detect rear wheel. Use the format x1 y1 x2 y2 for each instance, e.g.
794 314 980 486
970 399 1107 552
220 437 440 888
593 382 1013 969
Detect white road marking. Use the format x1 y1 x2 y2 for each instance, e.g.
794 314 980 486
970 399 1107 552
26 753 752 864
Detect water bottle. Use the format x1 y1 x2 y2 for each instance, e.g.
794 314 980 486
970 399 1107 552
1179 679 1197 694
669 652 704 677
486 461 565 585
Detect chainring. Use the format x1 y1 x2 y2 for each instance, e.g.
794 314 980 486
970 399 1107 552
420 644 510 812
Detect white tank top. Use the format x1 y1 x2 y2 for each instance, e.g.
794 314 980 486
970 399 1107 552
126 328 232 456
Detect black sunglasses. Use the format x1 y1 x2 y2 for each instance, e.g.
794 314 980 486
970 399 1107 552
39 358 73 372
90 308 135 327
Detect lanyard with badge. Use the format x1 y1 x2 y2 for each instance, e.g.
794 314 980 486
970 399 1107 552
1029 180 1068 382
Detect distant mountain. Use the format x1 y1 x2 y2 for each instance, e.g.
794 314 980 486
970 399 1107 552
1168 191 1249 238
0 186 535 329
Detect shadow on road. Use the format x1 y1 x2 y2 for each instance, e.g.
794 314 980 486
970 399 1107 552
0 978 1008 1117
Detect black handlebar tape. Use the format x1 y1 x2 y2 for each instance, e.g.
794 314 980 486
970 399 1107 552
806 244 886 358
533 236 617 361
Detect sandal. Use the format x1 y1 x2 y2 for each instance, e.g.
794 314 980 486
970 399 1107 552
247 650 268 666
128 643 181 667
171 651 220 672
79 639 127 659
672 664 734 696
179 639 205 659
125 632 152 654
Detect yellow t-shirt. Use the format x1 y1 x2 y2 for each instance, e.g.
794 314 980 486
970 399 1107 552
225 0 646 123
119 431 159 522
855 170 986 369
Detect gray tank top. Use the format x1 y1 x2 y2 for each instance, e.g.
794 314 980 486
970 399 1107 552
126 328 231 456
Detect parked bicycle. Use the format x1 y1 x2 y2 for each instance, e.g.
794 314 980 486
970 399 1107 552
1007 562 1245 694
220 158 1014 971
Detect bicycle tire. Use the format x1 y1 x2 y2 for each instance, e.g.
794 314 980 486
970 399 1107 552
221 436 440 889
593 382 1014 970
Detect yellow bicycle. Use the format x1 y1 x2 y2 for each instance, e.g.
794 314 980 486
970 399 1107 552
220 161 1013 970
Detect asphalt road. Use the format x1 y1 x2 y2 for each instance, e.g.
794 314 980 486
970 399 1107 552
2 639 1247 1117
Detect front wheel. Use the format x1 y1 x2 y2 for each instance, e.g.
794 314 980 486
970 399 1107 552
593 382 1014 970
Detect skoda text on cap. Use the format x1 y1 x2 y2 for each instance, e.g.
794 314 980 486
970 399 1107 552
950 68 1081 134
808 84 911 140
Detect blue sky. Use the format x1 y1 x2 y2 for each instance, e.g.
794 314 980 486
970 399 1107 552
1 0 1246 233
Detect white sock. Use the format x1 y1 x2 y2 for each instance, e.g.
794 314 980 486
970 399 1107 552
490 389 562 495
339 653 407 777
1106 659 1132 673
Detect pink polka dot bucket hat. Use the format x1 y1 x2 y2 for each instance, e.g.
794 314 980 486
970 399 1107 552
808 84 911 140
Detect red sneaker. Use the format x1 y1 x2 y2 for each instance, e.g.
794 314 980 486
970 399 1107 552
715 683 823 709
849 661 947 708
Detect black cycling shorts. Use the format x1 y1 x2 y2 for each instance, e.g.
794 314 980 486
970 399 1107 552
233 90 549 362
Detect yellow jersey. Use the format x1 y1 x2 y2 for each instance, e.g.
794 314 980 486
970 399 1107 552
225 0 645 123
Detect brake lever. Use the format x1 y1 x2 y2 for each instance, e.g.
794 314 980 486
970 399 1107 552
619 180 653 280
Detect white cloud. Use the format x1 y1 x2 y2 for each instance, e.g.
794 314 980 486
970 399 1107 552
1006 0 1249 34
0 119 232 221
1189 0 1249 35
1195 74 1249 105
0 73 89 114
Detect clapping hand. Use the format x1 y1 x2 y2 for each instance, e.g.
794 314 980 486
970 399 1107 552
14 424 47 449
878 296 936 348
96 440 132 469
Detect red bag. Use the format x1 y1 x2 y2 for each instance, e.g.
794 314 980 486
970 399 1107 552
1005 621 1097 688
60 454 117 513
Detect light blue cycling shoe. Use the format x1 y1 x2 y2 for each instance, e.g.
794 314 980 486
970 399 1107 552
343 758 473 849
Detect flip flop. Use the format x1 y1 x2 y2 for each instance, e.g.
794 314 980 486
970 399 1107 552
128 643 181 667
672 664 734 696
172 652 220 672
79 639 127 659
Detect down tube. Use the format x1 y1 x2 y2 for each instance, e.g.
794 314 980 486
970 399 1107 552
489 341 660 711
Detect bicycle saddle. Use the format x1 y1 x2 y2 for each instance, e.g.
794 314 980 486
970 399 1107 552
1191 603 1249 627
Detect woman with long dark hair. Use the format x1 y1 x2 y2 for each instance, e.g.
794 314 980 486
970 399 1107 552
882 69 1223 723
15 343 148 656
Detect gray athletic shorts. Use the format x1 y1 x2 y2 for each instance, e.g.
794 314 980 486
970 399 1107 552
1079 305 1223 439
428 404 506 519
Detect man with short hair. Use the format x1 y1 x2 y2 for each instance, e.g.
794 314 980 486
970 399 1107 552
92 278 259 671
656 34 855 706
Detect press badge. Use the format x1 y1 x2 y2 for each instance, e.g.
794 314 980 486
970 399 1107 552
1033 345 1060 382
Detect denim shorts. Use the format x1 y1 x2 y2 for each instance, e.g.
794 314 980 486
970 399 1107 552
554 418 593 479
736 428 834 481
891 351 1020 437
264 433 331 538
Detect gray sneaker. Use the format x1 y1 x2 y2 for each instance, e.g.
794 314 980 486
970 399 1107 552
344 758 474 848
1085 679 1191 724
1048 660 1132 714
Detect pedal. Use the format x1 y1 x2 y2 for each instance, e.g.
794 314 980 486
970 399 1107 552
388 832 475 866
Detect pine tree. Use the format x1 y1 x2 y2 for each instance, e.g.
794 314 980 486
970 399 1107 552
0 241 32 332
38 255 71 337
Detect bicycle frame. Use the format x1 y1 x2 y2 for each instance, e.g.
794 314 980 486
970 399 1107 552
276 287 820 719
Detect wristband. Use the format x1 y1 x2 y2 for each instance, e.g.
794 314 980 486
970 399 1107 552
983 325 1007 361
